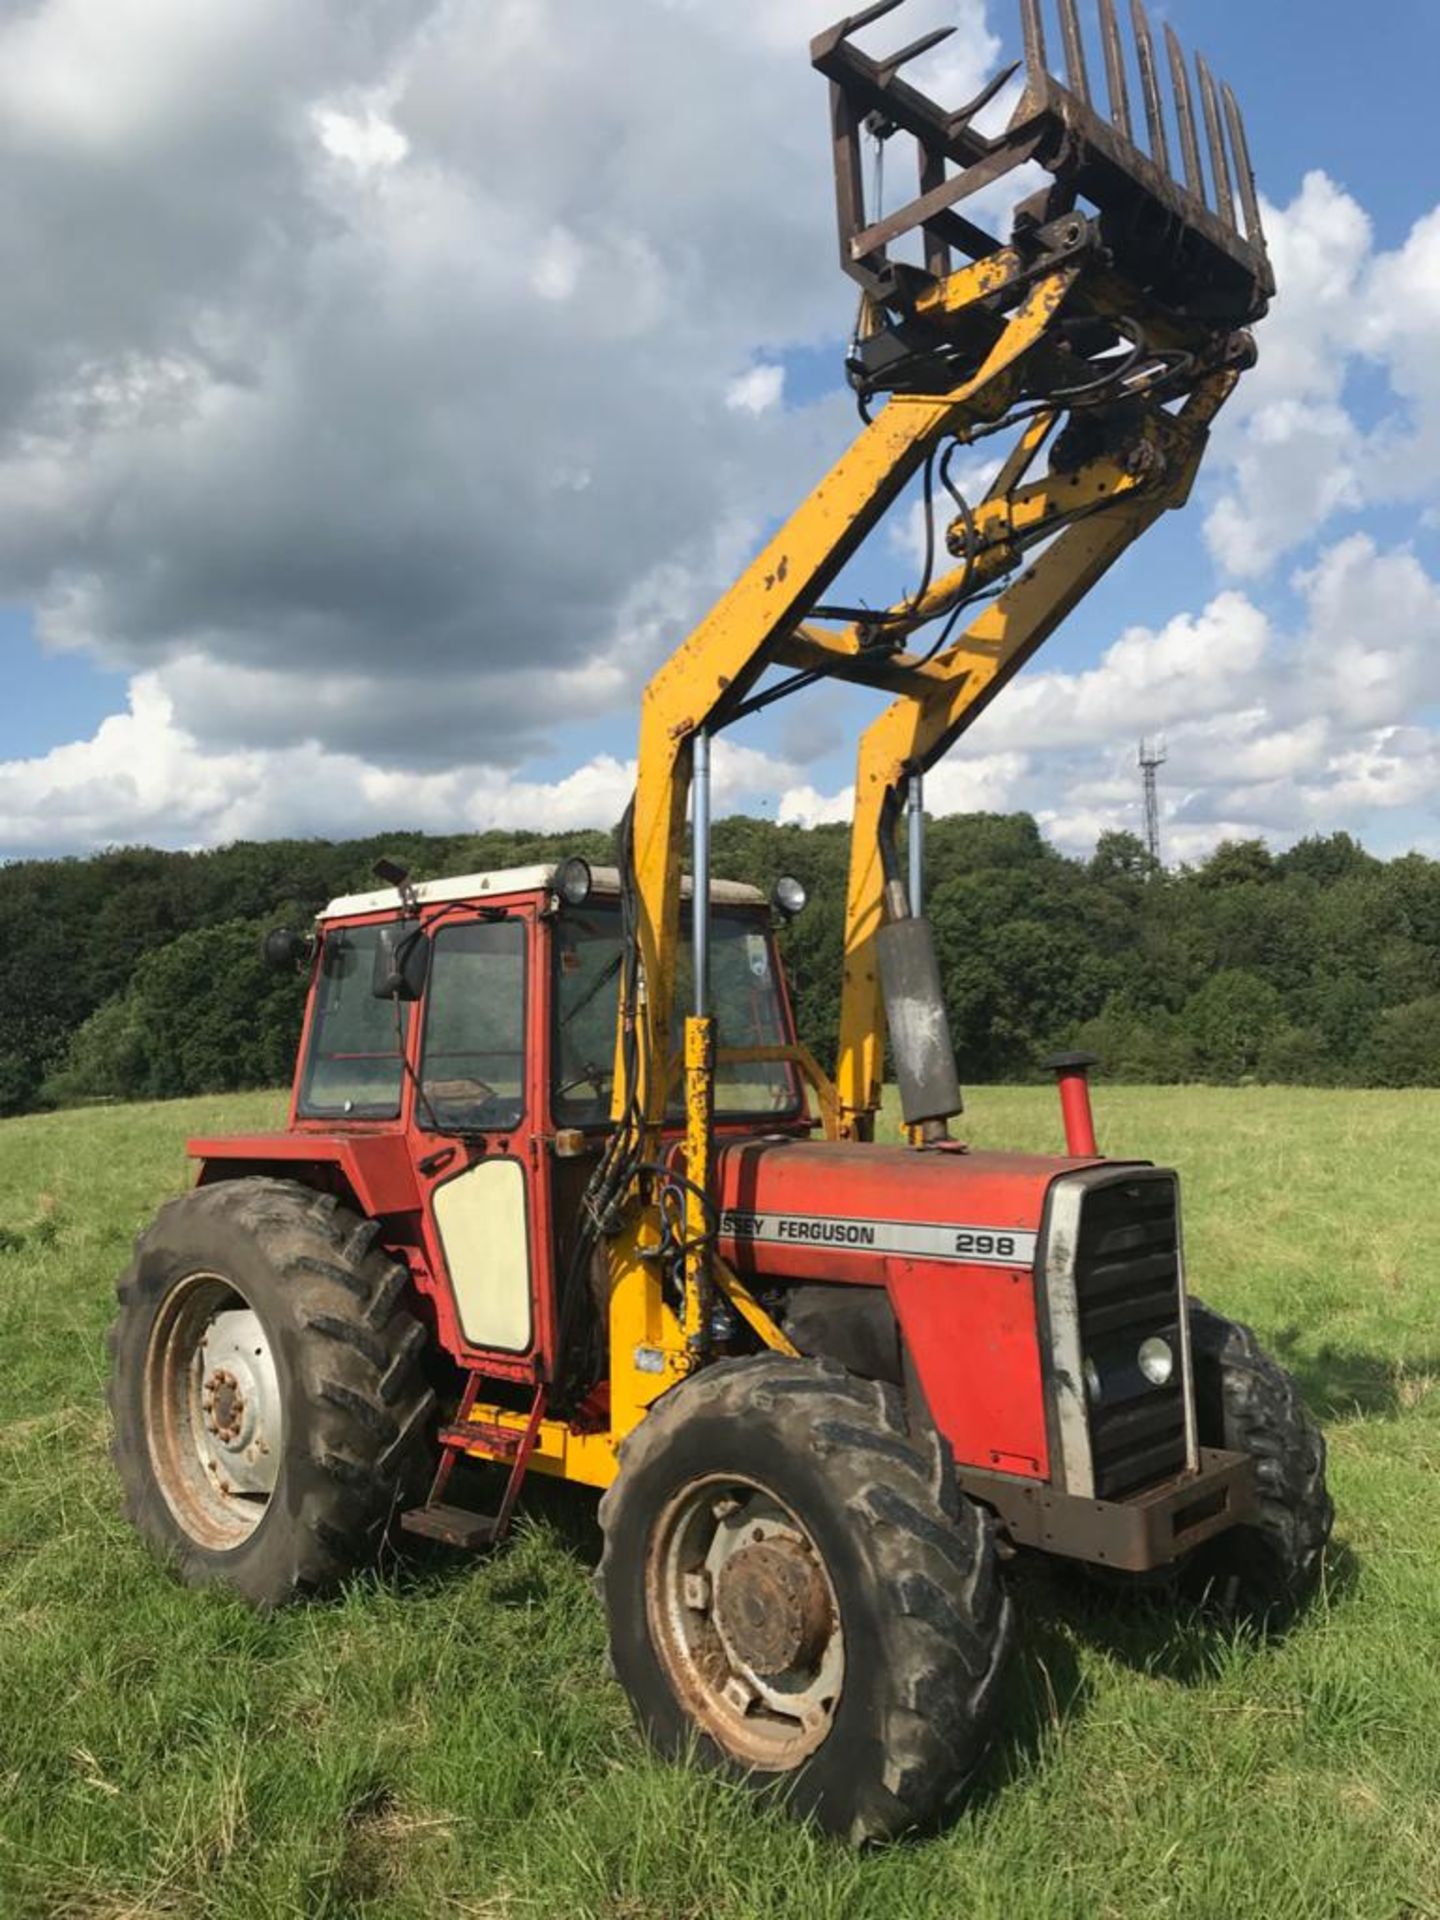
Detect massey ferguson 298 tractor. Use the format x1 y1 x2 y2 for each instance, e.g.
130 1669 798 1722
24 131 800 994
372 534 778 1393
108 0 1331 1842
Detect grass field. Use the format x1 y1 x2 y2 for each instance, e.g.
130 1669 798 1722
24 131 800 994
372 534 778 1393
2 1086 1440 1918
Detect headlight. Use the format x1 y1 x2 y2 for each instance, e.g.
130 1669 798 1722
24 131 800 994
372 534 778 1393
1137 1335 1174 1386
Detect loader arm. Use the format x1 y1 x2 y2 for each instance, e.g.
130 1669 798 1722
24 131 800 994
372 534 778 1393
625 257 1076 1127
602 0 1271 1374
834 362 1242 1123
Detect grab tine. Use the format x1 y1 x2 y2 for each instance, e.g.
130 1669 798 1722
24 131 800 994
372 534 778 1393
1020 0 1046 72
835 0 906 35
1222 81 1265 248
878 24 956 85
1098 0 1133 137
1057 0 1091 102
1165 23 1204 200
1129 0 1169 172
1196 56 1234 228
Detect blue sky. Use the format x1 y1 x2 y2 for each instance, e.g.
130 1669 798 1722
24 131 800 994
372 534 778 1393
4 0 1439 864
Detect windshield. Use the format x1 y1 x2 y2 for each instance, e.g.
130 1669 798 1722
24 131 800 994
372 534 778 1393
553 902 801 1125
298 924 410 1120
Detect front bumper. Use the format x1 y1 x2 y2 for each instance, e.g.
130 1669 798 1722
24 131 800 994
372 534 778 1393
957 1446 1258 1573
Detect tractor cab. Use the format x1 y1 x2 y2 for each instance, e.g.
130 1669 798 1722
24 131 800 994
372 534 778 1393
290 863 806 1144
192 862 820 1396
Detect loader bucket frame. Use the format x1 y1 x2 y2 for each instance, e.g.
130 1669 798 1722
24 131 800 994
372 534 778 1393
814 0 1272 328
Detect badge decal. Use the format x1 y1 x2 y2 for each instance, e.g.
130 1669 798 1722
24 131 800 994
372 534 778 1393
719 1210 1037 1268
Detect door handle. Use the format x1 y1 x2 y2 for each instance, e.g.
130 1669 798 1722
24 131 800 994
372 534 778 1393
418 1146 457 1178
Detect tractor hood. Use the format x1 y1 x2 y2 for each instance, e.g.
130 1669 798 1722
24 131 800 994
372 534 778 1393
713 1134 1153 1488
714 1135 1118 1286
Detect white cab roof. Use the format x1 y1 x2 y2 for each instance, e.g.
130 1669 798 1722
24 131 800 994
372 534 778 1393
320 863 766 921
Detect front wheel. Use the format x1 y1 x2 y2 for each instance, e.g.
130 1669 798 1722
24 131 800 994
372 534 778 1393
1179 1301 1332 1627
596 1355 1012 1843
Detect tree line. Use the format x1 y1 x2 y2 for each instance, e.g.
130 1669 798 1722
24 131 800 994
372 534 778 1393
4 816 1439 1116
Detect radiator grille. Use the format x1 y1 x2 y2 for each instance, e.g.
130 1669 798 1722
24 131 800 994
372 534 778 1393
1074 1175 1187 1498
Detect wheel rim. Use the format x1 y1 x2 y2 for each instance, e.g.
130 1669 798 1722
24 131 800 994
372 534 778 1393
143 1271 283 1551
646 1473 844 1771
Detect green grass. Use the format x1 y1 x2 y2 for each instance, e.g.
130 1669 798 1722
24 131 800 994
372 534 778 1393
3 1086 1440 1918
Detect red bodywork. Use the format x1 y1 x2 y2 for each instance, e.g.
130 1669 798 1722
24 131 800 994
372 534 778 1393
191 881 1101 1488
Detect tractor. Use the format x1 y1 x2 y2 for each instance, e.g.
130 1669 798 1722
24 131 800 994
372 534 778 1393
108 0 1331 1843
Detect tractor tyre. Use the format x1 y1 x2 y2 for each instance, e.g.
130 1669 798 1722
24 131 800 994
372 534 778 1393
1179 1300 1332 1627
107 1176 435 1611
596 1353 1013 1843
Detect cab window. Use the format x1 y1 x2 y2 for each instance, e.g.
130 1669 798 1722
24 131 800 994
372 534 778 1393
299 924 410 1120
419 918 526 1132
553 902 800 1125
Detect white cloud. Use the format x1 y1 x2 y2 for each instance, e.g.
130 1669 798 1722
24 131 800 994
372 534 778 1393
0 673 815 853
313 103 409 174
725 364 785 416
1205 172 1440 577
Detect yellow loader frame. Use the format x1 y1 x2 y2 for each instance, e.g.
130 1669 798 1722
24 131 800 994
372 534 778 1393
463 0 1270 1472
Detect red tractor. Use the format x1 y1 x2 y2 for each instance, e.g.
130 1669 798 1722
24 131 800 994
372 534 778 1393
108 0 1331 1843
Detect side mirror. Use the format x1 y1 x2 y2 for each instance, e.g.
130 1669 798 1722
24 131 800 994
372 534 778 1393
262 927 312 971
372 918 430 1000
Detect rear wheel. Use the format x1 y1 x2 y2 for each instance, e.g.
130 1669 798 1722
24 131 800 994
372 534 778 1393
107 1177 435 1610
1179 1301 1332 1626
597 1355 1012 1843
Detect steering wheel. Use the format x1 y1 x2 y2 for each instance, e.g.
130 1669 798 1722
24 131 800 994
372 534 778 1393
555 1061 614 1100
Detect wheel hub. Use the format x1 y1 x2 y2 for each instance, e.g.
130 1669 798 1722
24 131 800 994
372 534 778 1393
202 1367 250 1448
145 1277 284 1552
647 1478 844 1771
197 1308 281 1495
713 1537 830 1676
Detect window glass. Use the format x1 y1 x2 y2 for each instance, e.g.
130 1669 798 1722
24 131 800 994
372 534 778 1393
552 902 800 1124
420 918 526 1132
299 925 409 1119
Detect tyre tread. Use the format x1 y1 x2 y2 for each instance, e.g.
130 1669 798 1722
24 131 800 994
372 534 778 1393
106 1175 434 1609
597 1353 1011 1842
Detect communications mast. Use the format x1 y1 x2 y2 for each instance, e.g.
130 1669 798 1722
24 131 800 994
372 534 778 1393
1138 737 1167 870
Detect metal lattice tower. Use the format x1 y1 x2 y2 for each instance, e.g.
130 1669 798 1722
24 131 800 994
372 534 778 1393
1138 738 1167 869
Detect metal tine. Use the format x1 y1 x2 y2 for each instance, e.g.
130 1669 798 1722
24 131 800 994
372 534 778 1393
1020 0 1046 71
1097 0 1133 138
877 24 957 86
1164 23 1205 201
1195 55 1235 229
1222 79 1265 248
1129 0 1169 172
1057 0 1092 101
948 59 1022 136
835 0 907 37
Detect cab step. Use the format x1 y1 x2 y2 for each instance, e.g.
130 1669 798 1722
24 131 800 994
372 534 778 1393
401 1379 551 1554
437 1421 520 1457
398 1503 499 1549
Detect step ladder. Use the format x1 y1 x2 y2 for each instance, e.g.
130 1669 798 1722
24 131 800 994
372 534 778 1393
399 1376 548 1550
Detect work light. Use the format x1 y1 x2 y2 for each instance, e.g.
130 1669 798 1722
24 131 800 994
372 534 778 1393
772 875 807 919
555 857 593 907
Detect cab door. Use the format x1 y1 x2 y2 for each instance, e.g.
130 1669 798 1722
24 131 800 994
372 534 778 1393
407 908 552 1370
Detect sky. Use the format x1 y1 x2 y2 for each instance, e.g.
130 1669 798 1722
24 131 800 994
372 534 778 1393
3 0 1439 867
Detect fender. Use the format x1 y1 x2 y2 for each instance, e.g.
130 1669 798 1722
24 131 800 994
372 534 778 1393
188 1130 420 1222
